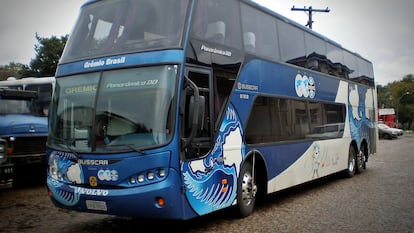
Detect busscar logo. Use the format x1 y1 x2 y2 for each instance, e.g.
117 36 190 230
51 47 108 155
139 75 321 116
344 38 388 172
78 159 109 166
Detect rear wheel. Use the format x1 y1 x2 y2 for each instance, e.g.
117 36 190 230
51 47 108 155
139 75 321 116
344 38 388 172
237 161 257 218
345 145 356 178
356 144 366 173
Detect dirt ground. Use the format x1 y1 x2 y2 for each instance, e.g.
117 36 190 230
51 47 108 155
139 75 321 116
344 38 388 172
0 164 206 233
0 164 107 233
2 136 414 233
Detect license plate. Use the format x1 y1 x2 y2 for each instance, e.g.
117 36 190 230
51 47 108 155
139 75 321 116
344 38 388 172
85 200 107 211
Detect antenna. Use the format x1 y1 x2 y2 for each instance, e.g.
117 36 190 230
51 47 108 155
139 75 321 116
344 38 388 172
291 6 330 29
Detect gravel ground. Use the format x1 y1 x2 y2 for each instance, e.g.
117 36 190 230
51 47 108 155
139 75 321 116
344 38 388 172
1 134 413 233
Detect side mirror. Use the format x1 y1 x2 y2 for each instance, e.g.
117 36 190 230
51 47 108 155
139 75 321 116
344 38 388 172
181 76 203 149
188 95 205 131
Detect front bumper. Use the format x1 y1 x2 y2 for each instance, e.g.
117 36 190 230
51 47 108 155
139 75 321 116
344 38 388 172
0 163 14 189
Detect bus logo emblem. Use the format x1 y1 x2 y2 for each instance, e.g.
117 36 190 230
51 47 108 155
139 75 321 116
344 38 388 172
89 176 98 187
295 74 316 99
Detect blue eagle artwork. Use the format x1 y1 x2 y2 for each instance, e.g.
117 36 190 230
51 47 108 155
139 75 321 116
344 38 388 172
181 104 246 215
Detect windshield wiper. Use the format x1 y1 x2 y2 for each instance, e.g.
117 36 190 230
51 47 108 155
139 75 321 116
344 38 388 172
104 143 145 155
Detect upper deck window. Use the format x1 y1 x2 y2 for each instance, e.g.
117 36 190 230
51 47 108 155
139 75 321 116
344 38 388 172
61 0 189 63
190 0 242 49
241 4 280 60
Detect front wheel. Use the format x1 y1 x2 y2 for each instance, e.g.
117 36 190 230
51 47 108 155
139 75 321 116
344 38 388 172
237 161 257 218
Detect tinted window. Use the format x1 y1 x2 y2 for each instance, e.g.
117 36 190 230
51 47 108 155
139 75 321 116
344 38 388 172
305 33 326 57
241 4 280 60
357 57 374 79
245 96 345 144
191 0 242 49
61 0 189 62
343 50 358 79
278 20 306 63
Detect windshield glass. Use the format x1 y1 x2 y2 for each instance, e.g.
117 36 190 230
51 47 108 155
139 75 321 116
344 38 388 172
48 65 178 153
61 0 189 63
0 99 37 115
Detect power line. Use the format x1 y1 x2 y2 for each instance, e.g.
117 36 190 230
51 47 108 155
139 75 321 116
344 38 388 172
291 6 330 29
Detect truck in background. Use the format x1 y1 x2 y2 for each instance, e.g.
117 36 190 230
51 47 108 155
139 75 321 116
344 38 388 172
0 77 55 117
379 108 397 128
0 138 14 189
0 88 48 176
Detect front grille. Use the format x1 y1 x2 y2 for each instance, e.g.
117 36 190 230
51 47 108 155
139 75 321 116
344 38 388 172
9 137 47 155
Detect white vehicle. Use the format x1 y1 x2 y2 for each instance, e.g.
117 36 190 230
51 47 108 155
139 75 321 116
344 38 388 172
378 123 403 139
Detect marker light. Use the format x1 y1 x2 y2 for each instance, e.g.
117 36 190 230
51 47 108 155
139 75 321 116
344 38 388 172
7 147 13 155
130 176 136 184
147 172 155 180
156 197 165 207
158 169 166 177
138 174 145 183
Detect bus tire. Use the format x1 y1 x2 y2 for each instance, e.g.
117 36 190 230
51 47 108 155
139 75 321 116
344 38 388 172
356 144 366 173
237 161 257 218
345 145 356 178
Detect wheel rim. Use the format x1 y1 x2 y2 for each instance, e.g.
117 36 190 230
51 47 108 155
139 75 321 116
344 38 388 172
348 156 355 173
241 171 257 206
357 151 363 169
357 148 365 170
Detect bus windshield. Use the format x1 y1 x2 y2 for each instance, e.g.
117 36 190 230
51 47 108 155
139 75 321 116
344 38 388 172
60 0 189 63
0 99 36 115
48 65 178 153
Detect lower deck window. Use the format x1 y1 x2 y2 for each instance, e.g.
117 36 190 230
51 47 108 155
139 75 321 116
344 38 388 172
245 96 345 144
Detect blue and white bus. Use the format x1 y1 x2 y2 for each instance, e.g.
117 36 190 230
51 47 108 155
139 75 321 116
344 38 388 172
47 0 378 220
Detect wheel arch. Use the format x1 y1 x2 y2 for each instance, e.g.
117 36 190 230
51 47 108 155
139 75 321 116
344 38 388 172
360 139 368 156
350 140 358 155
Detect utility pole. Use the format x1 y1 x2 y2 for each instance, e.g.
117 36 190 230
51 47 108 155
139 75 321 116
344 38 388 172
291 6 330 29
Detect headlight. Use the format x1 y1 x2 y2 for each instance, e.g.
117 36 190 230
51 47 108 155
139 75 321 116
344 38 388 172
48 155 59 180
129 168 168 186
0 139 7 163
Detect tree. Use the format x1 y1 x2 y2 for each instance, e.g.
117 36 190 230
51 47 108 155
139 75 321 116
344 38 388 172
389 74 414 129
376 84 392 109
28 33 68 77
0 62 30 80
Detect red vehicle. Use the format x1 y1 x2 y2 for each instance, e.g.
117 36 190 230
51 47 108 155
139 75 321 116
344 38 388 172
379 108 397 128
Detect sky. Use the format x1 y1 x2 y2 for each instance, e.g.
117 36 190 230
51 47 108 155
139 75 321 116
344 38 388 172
1 0 413 86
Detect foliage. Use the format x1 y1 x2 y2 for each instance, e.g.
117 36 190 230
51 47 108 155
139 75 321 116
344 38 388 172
378 74 414 129
1 34 68 80
0 62 30 80
29 33 68 77
376 84 392 109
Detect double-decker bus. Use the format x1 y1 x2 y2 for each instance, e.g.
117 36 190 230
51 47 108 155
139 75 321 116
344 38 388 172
0 76 55 116
46 0 378 220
